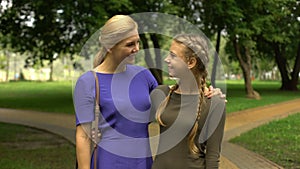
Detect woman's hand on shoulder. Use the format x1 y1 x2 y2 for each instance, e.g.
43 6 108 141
204 85 227 102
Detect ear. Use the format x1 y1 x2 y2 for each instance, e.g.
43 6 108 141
187 57 197 69
107 48 112 53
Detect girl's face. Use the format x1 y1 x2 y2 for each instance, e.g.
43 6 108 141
164 40 191 78
109 32 140 65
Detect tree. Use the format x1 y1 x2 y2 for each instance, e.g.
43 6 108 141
200 0 239 86
201 0 261 99
224 0 270 99
129 0 181 84
0 0 108 81
254 0 300 90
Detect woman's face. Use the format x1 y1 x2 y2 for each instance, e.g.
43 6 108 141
164 40 190 78
109 32 140 65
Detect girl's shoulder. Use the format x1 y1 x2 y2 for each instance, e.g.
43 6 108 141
155 85 171 94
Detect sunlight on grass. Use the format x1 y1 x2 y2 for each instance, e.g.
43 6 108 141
225 80 300 113
230 113 300 168
0 81 74 114
0 80 299 114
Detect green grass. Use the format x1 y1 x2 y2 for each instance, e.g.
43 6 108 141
0 81 74 114
0 80 299 168
0 122 76 169
225 80 300 113
230 113 300 169
0 80 299 114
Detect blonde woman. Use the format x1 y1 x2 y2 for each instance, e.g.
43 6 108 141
74 15 223 169
74 15 158 169
151 34 226 169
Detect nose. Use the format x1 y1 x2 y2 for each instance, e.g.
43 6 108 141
164 54 170 63
133 43 139 53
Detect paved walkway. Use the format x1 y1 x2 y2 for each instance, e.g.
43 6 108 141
221 98 300 169
0 98 300 168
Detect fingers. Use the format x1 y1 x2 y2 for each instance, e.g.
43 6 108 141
204 86 227 103
209 85 214 91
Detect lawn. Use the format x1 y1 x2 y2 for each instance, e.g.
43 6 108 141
230 112 300 169
0 122 76 169
0 80 299 114
0 80 299 168
225 80 300 113
0 81 74 114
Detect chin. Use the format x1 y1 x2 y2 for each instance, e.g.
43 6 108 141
126 59 135 65
125 56 135 64
168 71 176 78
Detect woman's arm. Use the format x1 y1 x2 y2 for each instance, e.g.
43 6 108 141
204 99 226 168
76 124 91 169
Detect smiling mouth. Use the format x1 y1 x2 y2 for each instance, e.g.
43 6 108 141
128 53 137 58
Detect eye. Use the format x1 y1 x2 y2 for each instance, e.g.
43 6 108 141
169 52 177 58
126 40 140 47
126 42 135 47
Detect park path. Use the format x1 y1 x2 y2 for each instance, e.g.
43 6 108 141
0 98 300 169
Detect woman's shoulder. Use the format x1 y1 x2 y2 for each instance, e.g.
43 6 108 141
127 65 151 76
76 71 94 83
127 64 146 71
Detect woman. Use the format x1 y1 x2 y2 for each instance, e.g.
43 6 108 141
151 34 226 169
74 15 158 169
74 14 223 169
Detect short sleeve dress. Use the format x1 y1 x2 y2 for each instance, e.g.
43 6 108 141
74 65 158 169
150 85 226 169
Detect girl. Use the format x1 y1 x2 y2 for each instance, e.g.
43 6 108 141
151 34 226 169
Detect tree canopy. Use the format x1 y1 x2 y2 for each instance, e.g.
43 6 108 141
0 0 299 91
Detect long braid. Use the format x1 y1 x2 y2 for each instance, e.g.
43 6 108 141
174 34 209 155
157 34 209 155
188 72 207 154
156 84 179 126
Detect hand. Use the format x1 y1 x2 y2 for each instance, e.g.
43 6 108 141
205 85 227 102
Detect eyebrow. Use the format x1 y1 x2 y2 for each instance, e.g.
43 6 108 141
125 38 140 44
169 51 177 56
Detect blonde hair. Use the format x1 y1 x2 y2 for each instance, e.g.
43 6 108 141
156 34 209 155
93 15 138 67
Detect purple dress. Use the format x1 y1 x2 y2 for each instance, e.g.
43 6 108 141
74 65 158 169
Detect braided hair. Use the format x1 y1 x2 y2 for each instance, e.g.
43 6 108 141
156 34 209 155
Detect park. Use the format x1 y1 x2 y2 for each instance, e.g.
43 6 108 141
0 1 299 169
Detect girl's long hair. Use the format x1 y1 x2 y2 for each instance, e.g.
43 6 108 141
156 34 209 155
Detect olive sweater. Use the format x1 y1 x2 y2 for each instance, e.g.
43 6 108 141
150 85 226 169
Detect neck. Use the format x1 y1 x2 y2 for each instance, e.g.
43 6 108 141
95 54 126 73
175 77 199 94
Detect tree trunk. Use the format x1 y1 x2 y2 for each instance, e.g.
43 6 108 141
211 29 221 87
140 34 154 68
49 59 53 81
140 34 163 84
233 39 260 99
150 34 163 85
290 42 300 90
5 51 10 82
273 42 298 90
